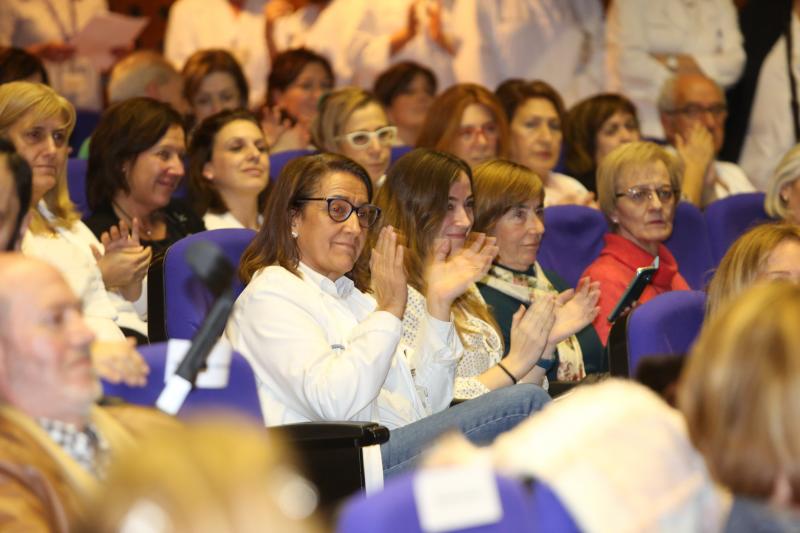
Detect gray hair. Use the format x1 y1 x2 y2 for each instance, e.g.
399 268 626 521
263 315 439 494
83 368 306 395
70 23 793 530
765 143 800 220
107 51 180 104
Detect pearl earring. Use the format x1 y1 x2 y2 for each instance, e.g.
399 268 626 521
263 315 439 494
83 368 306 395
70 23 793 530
291 230 298 238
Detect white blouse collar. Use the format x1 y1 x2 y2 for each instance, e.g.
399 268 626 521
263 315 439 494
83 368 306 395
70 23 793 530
297 262 355 298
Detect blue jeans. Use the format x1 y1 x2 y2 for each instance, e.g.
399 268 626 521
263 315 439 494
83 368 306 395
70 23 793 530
381 383 550 478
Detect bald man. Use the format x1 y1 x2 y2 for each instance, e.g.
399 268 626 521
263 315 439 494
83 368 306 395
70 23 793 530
0 255 174 531
658 73 755 207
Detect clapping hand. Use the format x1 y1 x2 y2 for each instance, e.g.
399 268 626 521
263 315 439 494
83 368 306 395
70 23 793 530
370 226 408 319
548 277 600 344
504 294 557 377
91 338 149 387
92 219 151 300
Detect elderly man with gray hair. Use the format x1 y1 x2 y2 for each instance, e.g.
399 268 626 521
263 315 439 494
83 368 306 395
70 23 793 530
658 73 755 208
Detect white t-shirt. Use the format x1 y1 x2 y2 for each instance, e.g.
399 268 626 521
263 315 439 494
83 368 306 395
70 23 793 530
544 172 591 207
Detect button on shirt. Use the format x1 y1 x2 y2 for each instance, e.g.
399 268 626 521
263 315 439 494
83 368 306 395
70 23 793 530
226 263 461 429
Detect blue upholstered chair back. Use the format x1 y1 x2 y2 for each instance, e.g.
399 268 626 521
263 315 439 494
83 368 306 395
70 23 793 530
163 229 256 339
101 342 262 421
664 201 714 289
67 158 90 217
704 192 771 265
537 205 608 287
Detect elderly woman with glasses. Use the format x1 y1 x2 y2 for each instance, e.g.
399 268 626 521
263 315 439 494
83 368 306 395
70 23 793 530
580 142 689 344
226 152 550 478
311 87 397 188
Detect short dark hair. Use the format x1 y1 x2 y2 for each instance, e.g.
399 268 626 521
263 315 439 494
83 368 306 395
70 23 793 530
182 49 249 109
266 48 334 107
87 97 185 210
187 109 264 215
0 47 49 85
373 61 437 108
239 153 373 289
495 78 566 126
0 138 32 251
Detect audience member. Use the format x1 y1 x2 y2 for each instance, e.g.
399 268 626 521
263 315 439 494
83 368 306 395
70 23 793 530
311 87 395 187
0 82 149 342
374 149 558 398
453 0 605 104
188 110 269 230
77 419 322 533
106 50 187 114
85 97 205 259
765 143 800 224
373 61 437 146
0 46 49 85
679 282 800 529
471 159 604 381
0 0 112 111
0 138 31 252
705 222 800 318
263 47 334 153
564 93 641 195
658 73 755 207
181 50 249 127
226 153 550 477
164 0 268 107
417 83 508 169
0 254 173 531
495 79 594 206
581 141 689 344
606 0 745 139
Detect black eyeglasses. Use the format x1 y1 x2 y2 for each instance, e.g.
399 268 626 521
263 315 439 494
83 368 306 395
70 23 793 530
298 197 382 228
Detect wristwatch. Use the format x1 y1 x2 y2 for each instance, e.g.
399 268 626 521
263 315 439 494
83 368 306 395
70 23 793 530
536 356 557 372
665 54 679 72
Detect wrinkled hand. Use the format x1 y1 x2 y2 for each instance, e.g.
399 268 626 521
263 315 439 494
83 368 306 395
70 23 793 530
426 0 455 55
505 294 556 376
548 277 600 344
92 338 149 387
676 123 714 171
425 233 498 319
93 245 151 291
370 226 408 319
261 108 310 153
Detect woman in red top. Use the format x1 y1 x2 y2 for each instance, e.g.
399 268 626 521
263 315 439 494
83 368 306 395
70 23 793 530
581 141 689 344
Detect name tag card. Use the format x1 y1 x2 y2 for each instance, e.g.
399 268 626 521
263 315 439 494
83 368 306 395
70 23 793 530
164 338 232 388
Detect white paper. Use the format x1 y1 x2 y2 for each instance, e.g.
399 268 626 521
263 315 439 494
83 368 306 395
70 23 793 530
164 338 232 389
71 12 148 70
413 465 503 532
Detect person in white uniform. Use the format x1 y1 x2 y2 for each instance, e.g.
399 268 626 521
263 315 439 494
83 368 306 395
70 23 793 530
606 0 745 139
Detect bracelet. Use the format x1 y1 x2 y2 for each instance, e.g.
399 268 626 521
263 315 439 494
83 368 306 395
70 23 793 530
496 362 518 385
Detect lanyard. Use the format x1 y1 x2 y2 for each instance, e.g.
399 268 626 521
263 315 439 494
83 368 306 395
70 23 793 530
41 0 78 42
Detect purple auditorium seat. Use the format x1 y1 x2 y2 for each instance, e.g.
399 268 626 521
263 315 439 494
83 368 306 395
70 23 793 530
537 205 608 287
664 201 714 289
390 144 413 162
529 482 581 533
101 342 262 421
624 290 706 376
704 192 771 265
338 472 536 533
67 158 90 217
69 110 100 156
269 148 317 181
159 229 256 340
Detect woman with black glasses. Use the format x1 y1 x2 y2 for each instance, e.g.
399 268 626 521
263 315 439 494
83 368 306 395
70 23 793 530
226 152 550 478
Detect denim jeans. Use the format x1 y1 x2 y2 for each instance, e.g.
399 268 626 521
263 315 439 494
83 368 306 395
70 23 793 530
381 383 550 478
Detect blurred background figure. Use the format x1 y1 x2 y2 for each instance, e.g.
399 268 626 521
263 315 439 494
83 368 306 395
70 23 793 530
77 419 323 533
765 143 800 225
181 49 250 128
0 46 50 85
373 61 437 147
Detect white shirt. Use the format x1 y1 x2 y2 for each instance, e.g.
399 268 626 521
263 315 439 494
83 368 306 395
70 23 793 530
226 262 460 429
543 172 590 207
0 0 108 111
202 211 262 231
712 160 756 201
606 0 745 139
164 0 268 107
452 0 605 104
739 14 800 192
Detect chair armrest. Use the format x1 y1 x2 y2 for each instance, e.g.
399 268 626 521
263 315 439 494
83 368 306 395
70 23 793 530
276 421 389 448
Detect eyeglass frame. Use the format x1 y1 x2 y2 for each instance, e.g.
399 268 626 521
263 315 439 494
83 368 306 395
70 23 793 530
296 196 382 228
614 186 679 205
666 103 728 120
457 122 499 142
335 126 398 150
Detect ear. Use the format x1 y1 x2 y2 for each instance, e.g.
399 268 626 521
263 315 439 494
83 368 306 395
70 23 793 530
780 182 792 203
202 161 214 181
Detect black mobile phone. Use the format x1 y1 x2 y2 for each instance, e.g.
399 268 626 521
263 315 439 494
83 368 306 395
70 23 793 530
607 256 660 323
278 107 297 127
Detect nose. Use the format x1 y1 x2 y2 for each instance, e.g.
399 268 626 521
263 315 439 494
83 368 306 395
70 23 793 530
619 128 635 143
342 210 362 234
367 135 382 156
453 205 472 229
537 125 554 144
66 309 95 348
169 155 185 176
648 191 664 209
528 213 545 236
245 142 261 161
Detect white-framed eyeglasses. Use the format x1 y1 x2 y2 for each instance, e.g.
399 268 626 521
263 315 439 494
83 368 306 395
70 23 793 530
336 126 397 149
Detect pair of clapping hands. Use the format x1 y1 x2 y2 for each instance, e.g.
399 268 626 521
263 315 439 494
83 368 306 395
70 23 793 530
91 219 152 302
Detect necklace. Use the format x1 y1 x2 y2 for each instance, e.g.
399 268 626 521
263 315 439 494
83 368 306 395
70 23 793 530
112 201 157 238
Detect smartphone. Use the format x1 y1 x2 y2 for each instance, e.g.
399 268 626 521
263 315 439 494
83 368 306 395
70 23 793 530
278 107 297 127
607 256 660 323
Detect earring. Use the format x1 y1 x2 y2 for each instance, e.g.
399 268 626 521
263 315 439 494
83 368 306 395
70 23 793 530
291 230 298 238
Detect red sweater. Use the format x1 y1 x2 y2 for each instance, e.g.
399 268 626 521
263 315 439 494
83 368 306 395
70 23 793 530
581 233 690 345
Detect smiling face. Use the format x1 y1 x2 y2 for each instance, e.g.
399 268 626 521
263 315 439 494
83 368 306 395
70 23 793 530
436 172 474 252
192 71 243 123
509 98 562 178
451 103 499 169
121 124 186 213
595 111 640 166
5 111 70 204
273 62 332 125
292 171 369 281
337 102 391 185
760 239 800 283
203 119 269 196
492 197 545 271
611 160 676 255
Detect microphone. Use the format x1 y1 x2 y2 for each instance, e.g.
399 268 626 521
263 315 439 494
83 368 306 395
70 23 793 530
156 240 236 415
